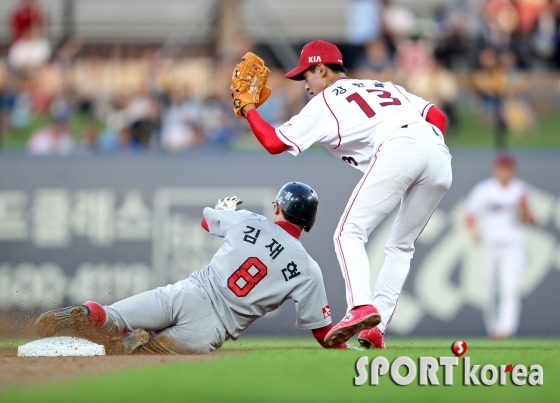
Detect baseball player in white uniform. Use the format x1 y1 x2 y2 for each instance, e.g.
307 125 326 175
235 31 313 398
235 40 452 348
465 153 534 339
35 183 355 354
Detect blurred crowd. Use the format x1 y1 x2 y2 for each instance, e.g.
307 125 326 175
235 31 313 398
0 0 559 155
347 0 558 146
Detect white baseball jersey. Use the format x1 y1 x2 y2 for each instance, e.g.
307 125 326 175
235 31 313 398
275 78 439 173
190 208 332 339
465 178 529 245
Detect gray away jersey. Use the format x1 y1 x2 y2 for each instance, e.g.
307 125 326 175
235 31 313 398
190 208 332 339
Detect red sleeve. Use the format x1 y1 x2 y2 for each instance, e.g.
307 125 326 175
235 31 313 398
312 324 332 348
424 105 447 136
201 217 209 232
246 109 290 154
311 324 346 349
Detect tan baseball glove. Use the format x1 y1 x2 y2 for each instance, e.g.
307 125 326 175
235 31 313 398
231 52 272 118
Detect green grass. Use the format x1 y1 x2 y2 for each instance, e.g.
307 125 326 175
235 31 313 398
0 339 30 351
1 337 558 403
0 114 100 150
2 108 560 151
445 109 560 149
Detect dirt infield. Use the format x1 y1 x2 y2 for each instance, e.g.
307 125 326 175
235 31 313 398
0 313 232 389
0 350 217 388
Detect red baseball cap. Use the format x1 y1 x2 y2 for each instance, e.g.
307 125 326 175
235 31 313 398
285 39 344 81
494 153 516 167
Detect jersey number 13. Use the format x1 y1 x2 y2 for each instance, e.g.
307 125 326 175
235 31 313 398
346 89 401 118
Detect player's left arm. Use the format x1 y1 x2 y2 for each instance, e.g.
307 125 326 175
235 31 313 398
243 95 332 156
245 109 290 154
201 197 250 236
519 189 536 224
229 52 287 154
464 183 486 243
424 105 447 135
391 83 447 135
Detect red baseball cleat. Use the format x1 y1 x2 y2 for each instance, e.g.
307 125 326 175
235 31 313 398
323 305 381 347
358 327 386 349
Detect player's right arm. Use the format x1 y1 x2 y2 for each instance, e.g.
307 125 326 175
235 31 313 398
290 257 351 349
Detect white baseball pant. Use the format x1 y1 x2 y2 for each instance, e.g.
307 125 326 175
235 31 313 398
480 243 525 337
334 122 452 333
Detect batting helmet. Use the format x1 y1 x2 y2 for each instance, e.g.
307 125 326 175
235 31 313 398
275 182 319 232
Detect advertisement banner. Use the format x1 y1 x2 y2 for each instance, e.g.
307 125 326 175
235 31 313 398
0 153 558 336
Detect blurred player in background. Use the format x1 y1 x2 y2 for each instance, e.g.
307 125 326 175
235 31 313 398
465 153 535 340
232 40 452 348
34 183 356 354
9 0 48 42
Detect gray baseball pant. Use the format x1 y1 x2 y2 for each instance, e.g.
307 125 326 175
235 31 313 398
102 278 227 354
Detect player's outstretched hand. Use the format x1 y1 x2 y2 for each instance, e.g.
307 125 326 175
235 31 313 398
231 52 272 118
215 196 243 211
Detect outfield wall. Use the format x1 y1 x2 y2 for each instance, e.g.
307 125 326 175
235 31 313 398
0 152 559 337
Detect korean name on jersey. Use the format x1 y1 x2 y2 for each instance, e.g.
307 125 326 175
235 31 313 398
190 208 332 339
276 79 440 173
